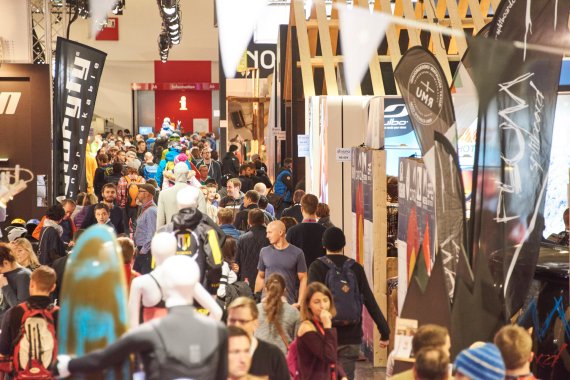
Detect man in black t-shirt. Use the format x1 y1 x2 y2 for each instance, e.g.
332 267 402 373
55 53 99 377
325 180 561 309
285 193 326 267
308 227 390 380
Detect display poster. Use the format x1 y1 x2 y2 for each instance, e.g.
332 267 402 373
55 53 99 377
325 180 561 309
383 97 421 176
397 158 435 312
54 38 106 199
351 147 375 362
468 0 570 318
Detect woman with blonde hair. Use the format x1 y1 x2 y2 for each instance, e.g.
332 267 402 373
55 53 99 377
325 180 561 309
11 238 40 271
255 273 299 355
296 282 346 380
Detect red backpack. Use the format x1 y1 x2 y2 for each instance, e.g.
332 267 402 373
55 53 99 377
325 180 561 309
12 302 59 379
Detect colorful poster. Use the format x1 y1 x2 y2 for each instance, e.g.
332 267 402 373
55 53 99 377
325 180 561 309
396 158 435 312
53 38 106 199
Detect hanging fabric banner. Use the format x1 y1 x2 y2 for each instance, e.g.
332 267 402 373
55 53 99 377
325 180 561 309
469 0 570 318
54 37 106 199
394 46 468 301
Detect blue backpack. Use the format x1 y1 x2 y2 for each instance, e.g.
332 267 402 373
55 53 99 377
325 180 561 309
318 256 363 326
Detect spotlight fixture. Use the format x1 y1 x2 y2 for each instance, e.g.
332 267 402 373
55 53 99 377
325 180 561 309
156 0 182 61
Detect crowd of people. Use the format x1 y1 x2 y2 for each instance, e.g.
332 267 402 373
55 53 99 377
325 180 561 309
0 127 544 379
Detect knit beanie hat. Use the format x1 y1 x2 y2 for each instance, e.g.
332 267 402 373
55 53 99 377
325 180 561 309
454 343 505 380
322 227 346 252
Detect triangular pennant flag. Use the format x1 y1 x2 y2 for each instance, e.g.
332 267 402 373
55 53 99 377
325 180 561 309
338 5 389 95
216 0 268 78
89 0 117 38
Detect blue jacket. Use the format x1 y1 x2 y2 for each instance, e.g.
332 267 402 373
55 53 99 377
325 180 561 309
156 149 179 187
220 224 242 239
274 169 292 202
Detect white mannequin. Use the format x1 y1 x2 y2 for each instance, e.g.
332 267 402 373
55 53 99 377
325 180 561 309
128 232 221 328
59 255 223 378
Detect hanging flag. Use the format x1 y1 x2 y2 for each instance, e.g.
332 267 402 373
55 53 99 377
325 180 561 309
337 5 389 95
216 0 268 78
469 0 570 318
53 38 106 199
394 46 468 301
394 47 456 154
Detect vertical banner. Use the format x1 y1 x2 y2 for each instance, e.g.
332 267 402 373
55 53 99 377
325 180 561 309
351 147 388 366
469 0 570 318
54 38 106 199
396 158 435 312
394 47 468 300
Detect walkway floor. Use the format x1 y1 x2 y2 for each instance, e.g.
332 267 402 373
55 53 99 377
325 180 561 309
355 361 387 379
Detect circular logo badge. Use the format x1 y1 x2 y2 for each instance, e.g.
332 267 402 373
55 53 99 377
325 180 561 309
407 62 444 126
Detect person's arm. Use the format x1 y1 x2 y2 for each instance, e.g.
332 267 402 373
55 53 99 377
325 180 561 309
357 265 390 341
2 273 30 308
67 326 155 373
295 272 307 308
156 193 166 231
217 262 231 298
254 271 265 293
297 321 338 362
0 308 15 355
307 261 322 284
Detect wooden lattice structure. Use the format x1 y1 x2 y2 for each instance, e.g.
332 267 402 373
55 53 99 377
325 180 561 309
284 0 500 98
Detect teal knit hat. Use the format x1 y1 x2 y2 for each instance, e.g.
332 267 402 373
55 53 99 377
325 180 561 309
454 343 505 380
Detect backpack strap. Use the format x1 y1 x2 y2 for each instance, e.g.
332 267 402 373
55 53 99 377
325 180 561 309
318 256 336 269
342 258 356 271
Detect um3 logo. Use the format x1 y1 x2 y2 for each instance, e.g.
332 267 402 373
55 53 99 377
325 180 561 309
0 92 21 115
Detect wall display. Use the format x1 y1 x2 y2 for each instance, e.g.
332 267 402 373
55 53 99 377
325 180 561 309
351 147 388 366
0 64 51 220
153 61 213 133
396 158 435 312
53 38 106 199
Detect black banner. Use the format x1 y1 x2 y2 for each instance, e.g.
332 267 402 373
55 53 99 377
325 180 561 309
394 47 456 154
54 37 106 199
394 47 468 301
469 0 570 318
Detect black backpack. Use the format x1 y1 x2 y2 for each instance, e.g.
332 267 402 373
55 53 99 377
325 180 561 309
224 281 253 308
318 256 363 326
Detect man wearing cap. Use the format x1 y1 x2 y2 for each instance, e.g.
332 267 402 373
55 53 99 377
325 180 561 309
308 227 390 380
133 183 158 274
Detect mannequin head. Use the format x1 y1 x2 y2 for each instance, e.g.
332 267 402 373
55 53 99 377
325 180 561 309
159 255 200 308
151 232 177 267
177 186 200 210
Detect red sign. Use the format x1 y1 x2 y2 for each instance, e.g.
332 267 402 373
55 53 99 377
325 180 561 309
131 82 220 91
96 17 119 41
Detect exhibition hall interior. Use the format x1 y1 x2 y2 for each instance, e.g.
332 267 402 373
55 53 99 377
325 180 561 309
0 0 569 379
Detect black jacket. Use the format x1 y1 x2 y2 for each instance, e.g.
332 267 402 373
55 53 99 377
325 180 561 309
38 226 66 266
80 204 126 234
308 255 390 344
282 204 303 223
221 153 239 176
235 225 269 290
